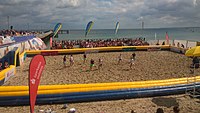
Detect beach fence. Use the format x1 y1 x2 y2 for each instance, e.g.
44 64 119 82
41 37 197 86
1 46 200 106
148 39 173 45
148 40 197 49
0 47 20 85
172 40 197 49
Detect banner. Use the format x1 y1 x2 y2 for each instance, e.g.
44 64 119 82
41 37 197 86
115 22 120 35
50 37 52 48
85 21 94 37
147 47 161 51
4 66 15 82
165 32 169 45
29 55 45 113
41 51 58 56
170 46 186 54
122 47 136 51
53 23 62 38
85 50 99 54
28 38 47 50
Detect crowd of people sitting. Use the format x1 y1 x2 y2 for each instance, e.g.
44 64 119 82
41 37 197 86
51 38 149 49
0 29 42 45
0 29 41 37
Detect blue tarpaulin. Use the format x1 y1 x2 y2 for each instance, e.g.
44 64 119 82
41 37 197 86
0 36 35 48
13 36 35 42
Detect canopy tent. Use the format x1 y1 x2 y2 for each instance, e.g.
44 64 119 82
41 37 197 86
185 46 200 57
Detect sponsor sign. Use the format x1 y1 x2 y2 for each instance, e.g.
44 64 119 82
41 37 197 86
4 67 15 82
170 47 185 54
20 57 24 65
20 53 27 65
29 38 46 50
170 47 180 53
35 38 47 50
85 50 99 54
147 47 161 51
122 47 136 51
29 55 45 113
41 51 58 56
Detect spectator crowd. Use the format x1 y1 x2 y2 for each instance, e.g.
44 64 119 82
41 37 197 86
51 38 149 49
0 29 41 37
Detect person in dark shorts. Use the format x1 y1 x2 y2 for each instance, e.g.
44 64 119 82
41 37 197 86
63 55 67 67
190 57 199 69
118 54 122 64
83 53 87 64
98 58 103 71
132 53 136 60
90 59 95 71
130 57 134 69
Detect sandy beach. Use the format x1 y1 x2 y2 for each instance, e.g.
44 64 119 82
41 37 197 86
1 51 200 113
4 51 196 85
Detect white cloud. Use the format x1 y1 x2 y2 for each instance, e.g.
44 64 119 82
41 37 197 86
159 15 178 24
193 0 197 6
0 0 200 29
137 17 143 21
56 0 80 8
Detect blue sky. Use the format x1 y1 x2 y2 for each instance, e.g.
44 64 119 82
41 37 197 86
0 0 199 30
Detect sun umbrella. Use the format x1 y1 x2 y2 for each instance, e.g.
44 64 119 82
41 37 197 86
193 46 200 56
185 46 200 57
185 46 196 57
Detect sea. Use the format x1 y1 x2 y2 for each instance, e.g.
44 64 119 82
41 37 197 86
56 27 200 41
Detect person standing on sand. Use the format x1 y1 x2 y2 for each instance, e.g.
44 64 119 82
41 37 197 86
98 58 103 71
132 53 136 60
69 55 74 66
90 59 95 71
118 54 122 64
130 57 134 69
83 53 87 64
63 55 67 67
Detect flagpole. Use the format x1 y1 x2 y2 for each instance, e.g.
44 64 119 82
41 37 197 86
166 32 169 45
7 16 10 30
142 21 144 38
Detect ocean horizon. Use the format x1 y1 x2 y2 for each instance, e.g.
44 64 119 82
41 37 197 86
57 27 200 41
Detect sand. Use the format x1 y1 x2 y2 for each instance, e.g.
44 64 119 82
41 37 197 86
1 51 200 113
3 51 197 85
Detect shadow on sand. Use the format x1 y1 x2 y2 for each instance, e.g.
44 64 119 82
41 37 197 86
57 66 70 70
152 97 179 108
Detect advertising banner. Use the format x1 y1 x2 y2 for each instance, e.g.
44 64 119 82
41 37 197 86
147 46 161 51
41 51 58 56
29 55 45 113
122 47 136 51
85 49 99 54
4 66 15 82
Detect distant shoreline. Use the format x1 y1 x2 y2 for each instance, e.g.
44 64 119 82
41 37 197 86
56 28 200 41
